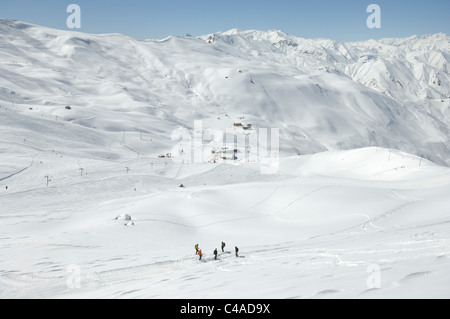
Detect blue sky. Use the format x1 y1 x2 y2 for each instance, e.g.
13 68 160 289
1 0 449 41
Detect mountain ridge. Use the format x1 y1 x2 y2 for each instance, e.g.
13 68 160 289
0 19 449 166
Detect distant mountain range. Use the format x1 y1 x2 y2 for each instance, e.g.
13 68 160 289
1 19 449 165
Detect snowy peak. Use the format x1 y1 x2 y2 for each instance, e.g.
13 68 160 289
201 28 450 102
209 28 450 59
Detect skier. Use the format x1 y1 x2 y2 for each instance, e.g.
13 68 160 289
235 246 239 258
198 249 203 261
195 244 199 255
214 248 218 260
221 241 226 253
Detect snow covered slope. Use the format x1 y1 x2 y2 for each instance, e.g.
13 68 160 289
0 20 449 299
0 20 449 165
212 29 450 102
1 146 449 299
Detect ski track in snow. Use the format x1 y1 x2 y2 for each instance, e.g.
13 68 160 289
2 227 448 299
1 135 450 299
0 153 449 299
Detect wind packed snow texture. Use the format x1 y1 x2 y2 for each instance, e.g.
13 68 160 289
0 20 449 298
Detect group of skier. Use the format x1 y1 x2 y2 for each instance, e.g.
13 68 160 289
195 242 239 261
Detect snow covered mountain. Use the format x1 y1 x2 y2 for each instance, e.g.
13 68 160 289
0 19 449 165
1 20 450 299
211 29 450 101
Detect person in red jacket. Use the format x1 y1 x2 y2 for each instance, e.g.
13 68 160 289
198 249 203 260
